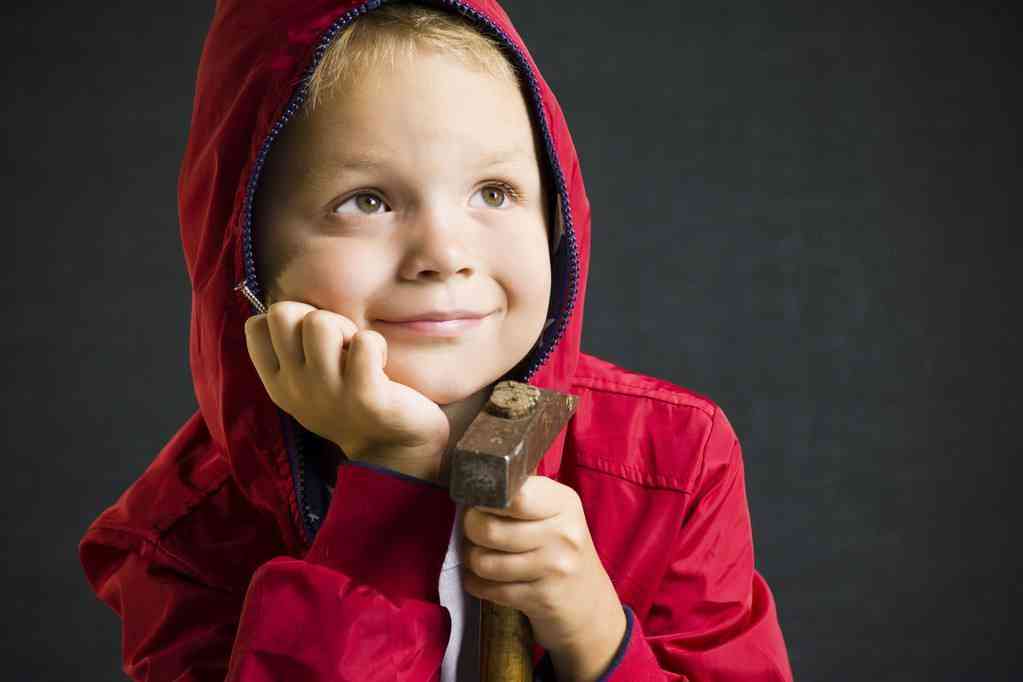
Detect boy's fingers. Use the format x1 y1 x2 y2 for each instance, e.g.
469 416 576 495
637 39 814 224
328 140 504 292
265 301 313 369
343 329 388 405
302 310 358 384
243 314 280 377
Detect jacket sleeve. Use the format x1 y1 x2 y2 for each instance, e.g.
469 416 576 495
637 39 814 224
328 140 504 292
79 460 458 682
533 409 795 682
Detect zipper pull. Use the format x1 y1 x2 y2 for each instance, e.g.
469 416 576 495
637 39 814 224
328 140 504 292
234 280 268 315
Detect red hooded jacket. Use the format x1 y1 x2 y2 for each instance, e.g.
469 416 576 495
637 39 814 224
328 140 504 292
78 1 795 680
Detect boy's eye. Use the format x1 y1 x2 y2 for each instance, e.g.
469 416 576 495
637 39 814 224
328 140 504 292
333 183 518 216
470 183 517 209
334 192 391 216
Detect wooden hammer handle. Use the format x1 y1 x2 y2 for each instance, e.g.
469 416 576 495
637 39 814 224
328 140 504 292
479 600 535 681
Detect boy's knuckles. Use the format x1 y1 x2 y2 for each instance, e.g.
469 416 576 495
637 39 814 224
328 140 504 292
268 300 313 318
265 303 292 326
322 311 359 338
468 515 502 548
550 553 577 579
243 314 264 334
466 545 496 578
355 329 382 347
301 309 337 333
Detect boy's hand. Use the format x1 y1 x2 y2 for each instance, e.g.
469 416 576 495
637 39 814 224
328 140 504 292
243 301 451 482
461 476 627 677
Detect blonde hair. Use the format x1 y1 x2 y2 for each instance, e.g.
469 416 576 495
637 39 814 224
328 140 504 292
301 3 520 119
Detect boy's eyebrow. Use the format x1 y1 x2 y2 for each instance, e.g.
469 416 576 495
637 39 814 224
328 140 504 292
297 155 385 187
309 146 530 180
476 147 532 169
324 154 388 173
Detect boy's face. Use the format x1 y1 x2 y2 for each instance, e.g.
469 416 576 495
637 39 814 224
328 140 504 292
256 48 552 407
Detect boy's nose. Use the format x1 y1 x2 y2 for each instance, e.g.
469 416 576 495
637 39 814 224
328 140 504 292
399 206 478 281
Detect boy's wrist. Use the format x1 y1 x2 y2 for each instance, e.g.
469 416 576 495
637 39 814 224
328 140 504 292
547 598 628 681
341 441 446 484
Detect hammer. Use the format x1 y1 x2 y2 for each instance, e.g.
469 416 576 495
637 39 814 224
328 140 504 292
448 380 579 682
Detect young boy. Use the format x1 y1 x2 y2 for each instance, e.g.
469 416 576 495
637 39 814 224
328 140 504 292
79 2 794 680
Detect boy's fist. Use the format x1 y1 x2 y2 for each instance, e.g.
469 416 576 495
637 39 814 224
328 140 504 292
242 301 451 482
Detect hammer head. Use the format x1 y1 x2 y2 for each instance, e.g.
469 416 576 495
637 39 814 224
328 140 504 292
449 381 578 508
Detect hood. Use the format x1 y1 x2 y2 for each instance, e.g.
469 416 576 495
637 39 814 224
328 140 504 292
178 0 592 550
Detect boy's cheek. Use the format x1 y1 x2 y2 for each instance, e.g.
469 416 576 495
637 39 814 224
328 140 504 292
275 254 366 314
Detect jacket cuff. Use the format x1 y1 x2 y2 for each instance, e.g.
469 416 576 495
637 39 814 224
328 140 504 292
533 604 663 681
596 604 664 680
304 460 456 603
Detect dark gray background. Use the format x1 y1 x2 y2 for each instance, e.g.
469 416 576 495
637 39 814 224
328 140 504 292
3 1 1017 680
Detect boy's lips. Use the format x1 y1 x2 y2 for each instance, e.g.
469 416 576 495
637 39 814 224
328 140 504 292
380 309 492 322
376 313 492 337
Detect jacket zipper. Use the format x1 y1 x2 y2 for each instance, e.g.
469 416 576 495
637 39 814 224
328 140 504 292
234 0 580 547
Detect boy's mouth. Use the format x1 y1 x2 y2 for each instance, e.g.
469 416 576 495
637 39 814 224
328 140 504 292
376 310 494 337
380 309 492 323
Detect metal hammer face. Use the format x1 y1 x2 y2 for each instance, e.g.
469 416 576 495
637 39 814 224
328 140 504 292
449 381 579 508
